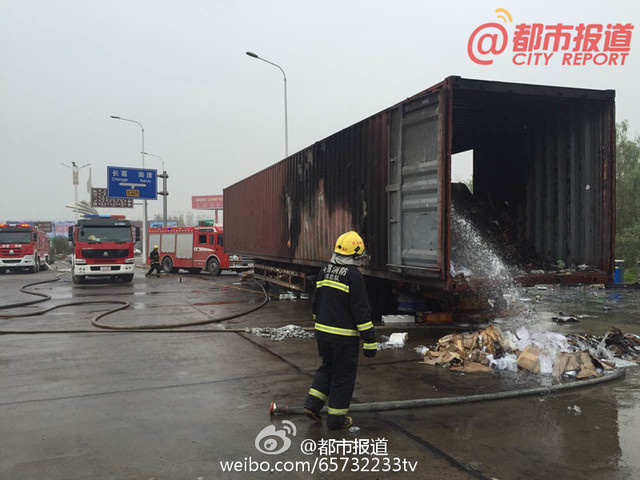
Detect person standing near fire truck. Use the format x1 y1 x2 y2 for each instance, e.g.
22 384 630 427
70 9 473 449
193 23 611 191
303 231 377 430
146 245 161 278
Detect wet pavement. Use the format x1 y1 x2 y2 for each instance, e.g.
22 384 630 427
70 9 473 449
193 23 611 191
0 265 638 479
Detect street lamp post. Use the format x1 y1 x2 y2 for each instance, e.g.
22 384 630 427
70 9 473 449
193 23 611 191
110 115 148 259
246 51 288 157
142 152 168 227
60 162 91 221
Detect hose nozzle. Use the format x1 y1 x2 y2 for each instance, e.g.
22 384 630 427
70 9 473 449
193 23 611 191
270 402 290 416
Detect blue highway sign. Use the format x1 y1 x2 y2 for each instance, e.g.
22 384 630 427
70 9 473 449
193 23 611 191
107 166 157 200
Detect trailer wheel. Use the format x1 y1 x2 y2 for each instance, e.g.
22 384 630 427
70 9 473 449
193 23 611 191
162 256 174 274
188 268 202 274
31 257 40 274
207 257 221 276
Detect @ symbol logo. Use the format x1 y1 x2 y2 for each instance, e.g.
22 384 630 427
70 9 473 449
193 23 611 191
467 8 512 65
254 420 297 455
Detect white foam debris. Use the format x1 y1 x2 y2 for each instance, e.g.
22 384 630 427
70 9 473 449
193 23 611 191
487 353 518 372
249 325 314 341
414 345 429 356
378 332 409 350
567 405 582 415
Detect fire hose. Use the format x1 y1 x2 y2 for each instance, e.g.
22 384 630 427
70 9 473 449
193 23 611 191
0 272 468 334
269 367 625 416
0 272 270 334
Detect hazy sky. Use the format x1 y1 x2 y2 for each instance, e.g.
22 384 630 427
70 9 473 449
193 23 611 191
1 0 638 221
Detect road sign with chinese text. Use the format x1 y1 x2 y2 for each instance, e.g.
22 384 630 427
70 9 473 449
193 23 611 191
92 188 134 208
192 195 223 209
107 166 157 200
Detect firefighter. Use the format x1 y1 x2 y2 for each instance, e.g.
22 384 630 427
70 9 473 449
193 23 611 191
303 231 377 430
146 245 161 278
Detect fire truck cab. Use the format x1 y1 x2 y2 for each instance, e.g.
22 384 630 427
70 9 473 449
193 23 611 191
69 215 140 284
148 226 251 275
0 223 50 273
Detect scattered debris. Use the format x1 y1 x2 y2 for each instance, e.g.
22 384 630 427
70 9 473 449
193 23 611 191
419 325 637 377
552 313 579 323
349 426 361 433
249 325 314 341
422 326 503 370
517 345 541 374
566 327 640 361
451 362 493 373
379 332 409 350
567 405 582 415
278 292 298 301
536 286 549 291
487 353 518 372
414 345 429 356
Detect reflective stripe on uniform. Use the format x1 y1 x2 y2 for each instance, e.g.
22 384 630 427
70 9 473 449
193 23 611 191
316 279 350 293
314 322 359 337
312 314 316 320
328 407 349 415
363 342 378 350
357 321 374 331
309 388 327 402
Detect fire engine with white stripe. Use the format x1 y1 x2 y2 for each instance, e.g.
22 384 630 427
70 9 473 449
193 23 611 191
148 225 251 275
0 223 50 273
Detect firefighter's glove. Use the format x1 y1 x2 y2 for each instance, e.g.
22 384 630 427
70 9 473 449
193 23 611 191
363 346 377 358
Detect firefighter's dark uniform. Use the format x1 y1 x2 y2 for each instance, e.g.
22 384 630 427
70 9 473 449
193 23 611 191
303 262 377 429
147 248 161 277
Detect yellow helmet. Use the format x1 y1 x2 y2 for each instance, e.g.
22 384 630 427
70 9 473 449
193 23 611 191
153 245 159 249
334 231 365 256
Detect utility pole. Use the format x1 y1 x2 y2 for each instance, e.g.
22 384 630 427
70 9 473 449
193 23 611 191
60 162 90 221
110 115 147 258
142 152 168 227
246 51 289 157
158 171 169 227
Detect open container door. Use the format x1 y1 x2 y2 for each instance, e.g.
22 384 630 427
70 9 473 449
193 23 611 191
387 87 449 280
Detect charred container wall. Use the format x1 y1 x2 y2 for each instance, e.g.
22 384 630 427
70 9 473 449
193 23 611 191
452 78 615 276
224 76 615 289
223 110 391 272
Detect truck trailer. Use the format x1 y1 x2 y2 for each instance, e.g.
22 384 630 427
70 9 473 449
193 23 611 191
223 76 615 316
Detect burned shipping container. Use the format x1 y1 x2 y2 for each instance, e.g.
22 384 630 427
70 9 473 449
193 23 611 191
224 76 615 293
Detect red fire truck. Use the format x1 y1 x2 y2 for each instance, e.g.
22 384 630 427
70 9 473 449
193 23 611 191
68 215 140 284
148 226 251 275
0 223 51 273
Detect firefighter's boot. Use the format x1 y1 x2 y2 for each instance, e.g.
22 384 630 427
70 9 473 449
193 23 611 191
327 415 353 430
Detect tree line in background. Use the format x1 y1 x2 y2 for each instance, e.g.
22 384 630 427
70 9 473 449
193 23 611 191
615 120 640 274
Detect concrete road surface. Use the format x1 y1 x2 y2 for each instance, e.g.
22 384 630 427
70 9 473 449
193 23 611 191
1 266 639 479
